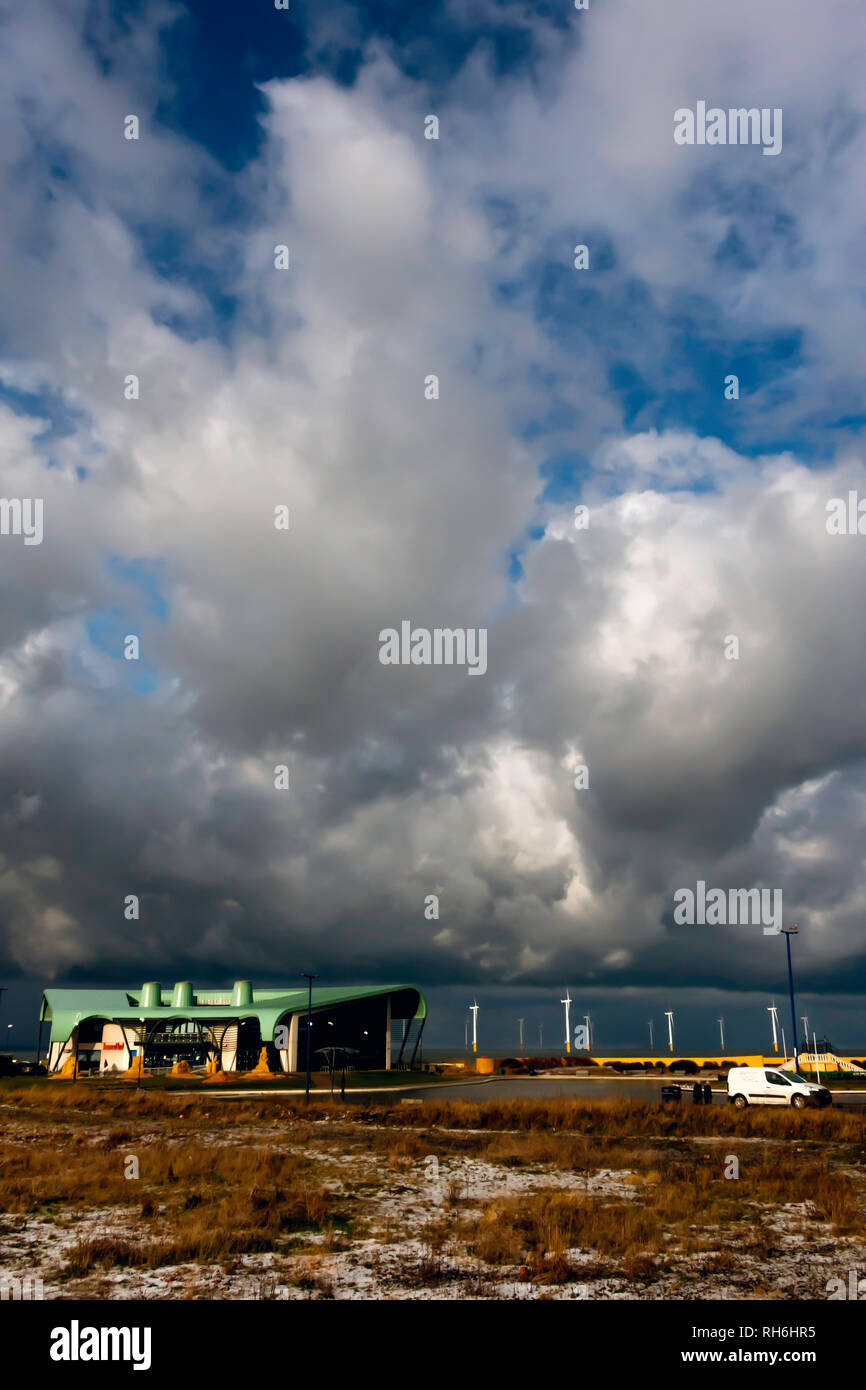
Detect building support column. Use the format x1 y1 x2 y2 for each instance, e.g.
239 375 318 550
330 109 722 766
287 1013 299 1072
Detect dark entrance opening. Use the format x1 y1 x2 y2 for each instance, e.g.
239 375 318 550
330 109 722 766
142 1019 213 1070
234 1017 264 1072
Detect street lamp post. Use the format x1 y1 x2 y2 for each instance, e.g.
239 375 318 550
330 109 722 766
782 925 800 1073
301 973 318 1101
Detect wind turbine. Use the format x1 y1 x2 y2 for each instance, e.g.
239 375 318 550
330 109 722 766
470 1000 479 1055
717 1017 725 1053
768 1003 779 1054
561 990 572 1055
665 1010 675 1054
518 1018 525 1054
648 1020 654 1053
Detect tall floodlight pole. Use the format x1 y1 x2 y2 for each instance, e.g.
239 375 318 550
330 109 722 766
518 1018 525 1054
665 1011 674 1053
717 1017 725 1054
782 925 800 1073
648 1020 654 1053
561 991 572 1055
301 973 318 1101
470 1000 479 1054
768 1004 779 1054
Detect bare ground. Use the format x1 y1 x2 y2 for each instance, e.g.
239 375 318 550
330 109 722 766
1 1086 864 1300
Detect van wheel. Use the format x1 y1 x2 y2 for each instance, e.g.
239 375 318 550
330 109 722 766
791 1094 806 1109
733 1094 747 1110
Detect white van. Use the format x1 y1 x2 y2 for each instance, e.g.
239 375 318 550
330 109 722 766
727 1066 831 1109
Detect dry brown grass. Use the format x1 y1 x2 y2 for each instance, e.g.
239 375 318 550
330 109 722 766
472 1190 661 1266
3 1083 866 1295
59 1176 336 1276
464 1140 866 1274
0 1137 315 1213
5 1084 866 1145
0 1128 338 1278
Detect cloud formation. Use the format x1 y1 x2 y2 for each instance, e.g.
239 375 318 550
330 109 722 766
1 0 866 1011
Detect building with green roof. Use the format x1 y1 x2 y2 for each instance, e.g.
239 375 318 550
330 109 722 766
38 981 426 1075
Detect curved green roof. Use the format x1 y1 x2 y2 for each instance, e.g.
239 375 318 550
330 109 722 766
41 983 426 1046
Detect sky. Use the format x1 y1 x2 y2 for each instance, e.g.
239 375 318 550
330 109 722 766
3 0 866 1053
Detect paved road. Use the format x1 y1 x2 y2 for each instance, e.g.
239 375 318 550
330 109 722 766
381 1075 866 1107
186 1074 866 1107
390 1076 720 1103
